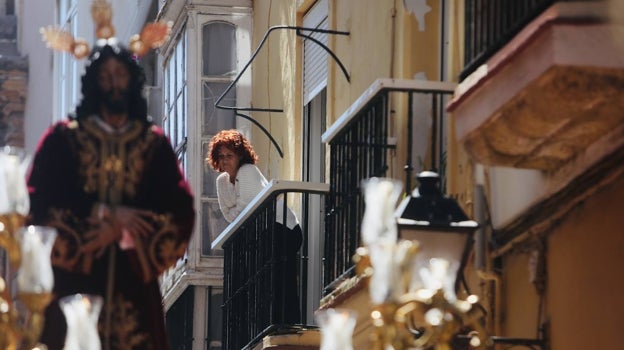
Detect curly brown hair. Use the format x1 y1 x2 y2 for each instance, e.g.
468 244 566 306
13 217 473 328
206 129 259 172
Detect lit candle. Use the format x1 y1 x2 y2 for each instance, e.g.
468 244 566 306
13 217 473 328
316 308 357 350
368 240 419 303
0 152 15 214
17 226 56 294
60 294 103 350
360 177 402 246
417 258 459 302
0 148 30 215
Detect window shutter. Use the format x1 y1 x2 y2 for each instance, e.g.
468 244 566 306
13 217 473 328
303 0 328 105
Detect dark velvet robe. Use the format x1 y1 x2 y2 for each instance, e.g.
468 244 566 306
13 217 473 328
28 116 195 350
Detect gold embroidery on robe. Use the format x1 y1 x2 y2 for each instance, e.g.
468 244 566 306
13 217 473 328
72 117 156 204
47 209 91 273
105 294 151 350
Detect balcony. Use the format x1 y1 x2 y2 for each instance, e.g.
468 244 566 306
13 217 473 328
448 1 624 172
304 79 458 348
211 180 329 350
208 79 456 349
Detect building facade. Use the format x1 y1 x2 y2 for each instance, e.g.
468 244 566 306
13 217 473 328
9 0 624 349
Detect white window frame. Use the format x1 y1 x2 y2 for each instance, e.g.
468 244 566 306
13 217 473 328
185 9 251 270
162 29 188 169
53 0 80 121
301 0 328 324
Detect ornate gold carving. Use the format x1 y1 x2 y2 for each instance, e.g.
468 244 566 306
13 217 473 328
148 215 185 274
72 118 152 204
47 209 89 273
91 0 115 40
40 0 171 59
108 294 149 350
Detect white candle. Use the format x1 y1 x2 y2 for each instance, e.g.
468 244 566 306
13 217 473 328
60 294 103 350
360 177 402 246
418 258 459 302
316 308 357 350
17 226 56 293
368 240 418 304
0 148 30 215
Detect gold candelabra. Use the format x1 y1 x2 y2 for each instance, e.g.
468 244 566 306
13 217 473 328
318 176 547 349
352 176 489 350
0 213 54 350
353 239 490 350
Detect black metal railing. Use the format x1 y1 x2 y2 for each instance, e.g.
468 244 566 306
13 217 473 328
322 92 391 292
321 79 455 295
462 0 583 80
211 181 328 350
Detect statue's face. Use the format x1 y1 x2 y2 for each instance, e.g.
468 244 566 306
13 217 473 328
96 56 131 114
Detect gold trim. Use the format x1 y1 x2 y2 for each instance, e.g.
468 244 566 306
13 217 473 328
74 117 152 205
40 0 171 59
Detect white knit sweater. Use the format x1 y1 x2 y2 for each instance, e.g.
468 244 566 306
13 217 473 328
216 163 299 229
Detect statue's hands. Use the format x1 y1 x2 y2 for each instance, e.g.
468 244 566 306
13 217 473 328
112 206 156 238
82 205 156 254
81 219 121 255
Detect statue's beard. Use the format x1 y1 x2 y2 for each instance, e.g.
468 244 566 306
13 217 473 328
101 88 130 114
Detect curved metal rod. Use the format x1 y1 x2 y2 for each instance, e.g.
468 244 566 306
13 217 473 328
215 25 350 112
235 111 284 158
296 30 351 83
214 25 349 158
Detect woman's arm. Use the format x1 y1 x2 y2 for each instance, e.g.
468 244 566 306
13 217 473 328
216 172 239 222
236 164 268 208
217 164 267 222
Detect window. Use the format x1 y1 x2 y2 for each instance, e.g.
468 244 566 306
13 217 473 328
163 30 188 172
199 16 251 257
54 0 80 121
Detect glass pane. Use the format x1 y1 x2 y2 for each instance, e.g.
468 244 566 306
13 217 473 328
202 82 236 135
169 104 176 146
181 88 187 143
202 141 220 197
177 93 185 149
176 39 183 82
181 151 187 179
201 201 227 256
207 287 223 349
169 66 176 119
163 66 169 109
162 115 169 135
202 22 237 76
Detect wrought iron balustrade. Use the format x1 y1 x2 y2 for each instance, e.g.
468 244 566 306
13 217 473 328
321 79 456 295
462 0 584 80
211 180 329 350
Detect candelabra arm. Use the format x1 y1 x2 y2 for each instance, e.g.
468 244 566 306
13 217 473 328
0 215 55 350
0 292 20 350
0 213 27 350
0 213 26 268
22 308 46 349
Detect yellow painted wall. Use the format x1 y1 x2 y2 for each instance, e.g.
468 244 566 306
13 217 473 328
250 0 453 203
250 0 301 182
492 176 624 349
546 176 624 349
501 253 542 339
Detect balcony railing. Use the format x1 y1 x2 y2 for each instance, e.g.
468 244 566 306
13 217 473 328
321 79 456 295
462 0 583 80
211 180 329 350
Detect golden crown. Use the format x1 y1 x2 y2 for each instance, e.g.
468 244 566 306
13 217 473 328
40 0 172 59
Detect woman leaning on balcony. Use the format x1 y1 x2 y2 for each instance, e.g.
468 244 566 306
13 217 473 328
206 129 302 324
